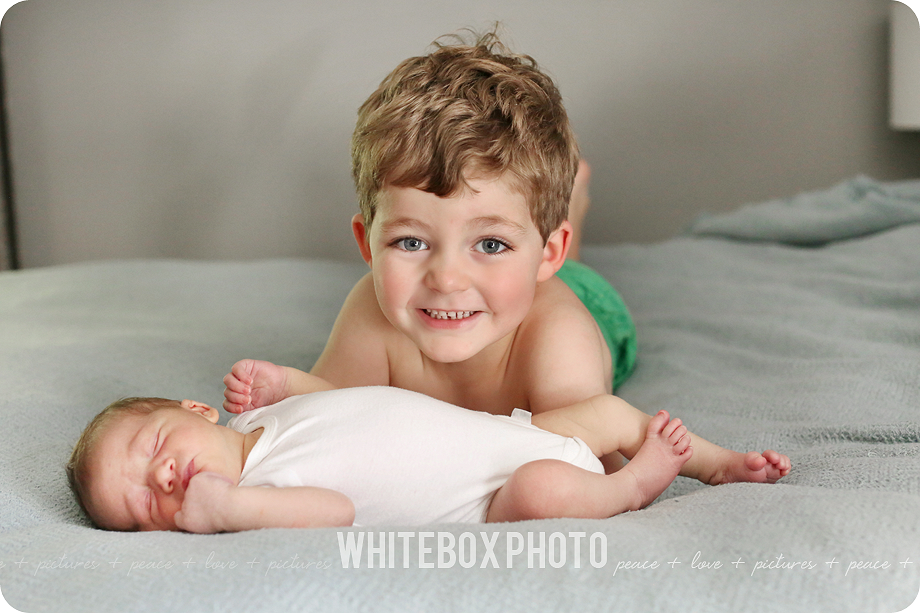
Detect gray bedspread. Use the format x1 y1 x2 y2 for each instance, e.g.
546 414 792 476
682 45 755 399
1 177 919 612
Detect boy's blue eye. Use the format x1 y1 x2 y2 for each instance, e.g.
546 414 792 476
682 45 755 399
476 238 509 255
397 237 427 252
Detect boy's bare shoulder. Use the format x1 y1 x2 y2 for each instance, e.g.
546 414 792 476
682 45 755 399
310 273 401 386
514 276 613 411
340 273 384 317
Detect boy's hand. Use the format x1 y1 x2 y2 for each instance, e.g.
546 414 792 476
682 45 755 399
223 359 289 413
174 472 236 533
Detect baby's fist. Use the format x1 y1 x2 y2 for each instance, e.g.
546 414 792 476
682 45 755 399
223 359 287 413
174 472 235 533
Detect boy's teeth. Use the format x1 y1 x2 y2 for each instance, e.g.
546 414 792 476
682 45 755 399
425 309 474 320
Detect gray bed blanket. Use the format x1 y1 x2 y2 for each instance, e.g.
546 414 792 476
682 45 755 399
1 177 918 612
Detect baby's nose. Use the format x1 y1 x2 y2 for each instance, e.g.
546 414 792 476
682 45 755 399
153 458 177 493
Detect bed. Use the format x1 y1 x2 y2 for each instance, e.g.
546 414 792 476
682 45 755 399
1 176 919 613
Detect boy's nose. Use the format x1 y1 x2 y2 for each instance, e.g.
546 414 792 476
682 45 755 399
424 255 470 294
152 458 177 494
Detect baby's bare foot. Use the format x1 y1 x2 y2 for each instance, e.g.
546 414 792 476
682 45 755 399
710 449 792 485
762 450 792 482
621 410 693 510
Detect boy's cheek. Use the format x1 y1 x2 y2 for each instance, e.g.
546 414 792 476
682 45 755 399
374 261 418 294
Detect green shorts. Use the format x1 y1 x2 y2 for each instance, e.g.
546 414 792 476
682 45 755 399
555 259 637 390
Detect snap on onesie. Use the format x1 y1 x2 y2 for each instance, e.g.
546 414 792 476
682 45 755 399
228 386 603 525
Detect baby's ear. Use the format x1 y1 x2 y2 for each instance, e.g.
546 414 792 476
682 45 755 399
537 220 572 282
179 400 220 424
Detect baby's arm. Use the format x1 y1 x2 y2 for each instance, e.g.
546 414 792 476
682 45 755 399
533 395 791 485
174 472 355 533
223 359 337 413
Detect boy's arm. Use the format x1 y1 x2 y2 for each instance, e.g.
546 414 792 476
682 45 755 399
225 274 392 413
175 472 355 533
520 277 612 413
310 273 392 387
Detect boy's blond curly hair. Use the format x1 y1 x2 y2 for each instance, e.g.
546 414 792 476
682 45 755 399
351 29 579 243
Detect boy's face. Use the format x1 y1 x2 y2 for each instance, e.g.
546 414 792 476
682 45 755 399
353 175 568 364
83 401 240 531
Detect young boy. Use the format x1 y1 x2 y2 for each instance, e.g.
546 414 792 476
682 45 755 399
305 31 634 419
67 375 790 533
225 32 780 480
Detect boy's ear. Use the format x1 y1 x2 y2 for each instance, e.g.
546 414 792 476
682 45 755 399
179 400 219 424
351 214 373 266
537 220 572 282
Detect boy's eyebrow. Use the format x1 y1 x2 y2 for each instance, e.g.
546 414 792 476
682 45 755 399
377 217 434 234
378 215 530 237
469 215 529 236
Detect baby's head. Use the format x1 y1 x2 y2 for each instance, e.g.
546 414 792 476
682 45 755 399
67 397 233 532
352 29 579 243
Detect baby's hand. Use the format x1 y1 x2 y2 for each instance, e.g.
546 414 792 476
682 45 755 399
173 472 236 533
223 359 288 413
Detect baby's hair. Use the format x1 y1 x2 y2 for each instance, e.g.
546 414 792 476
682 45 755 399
352 27 579 242
66 397 180 522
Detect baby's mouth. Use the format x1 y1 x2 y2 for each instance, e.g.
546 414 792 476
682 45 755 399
422 309 477 321
182 459 197 491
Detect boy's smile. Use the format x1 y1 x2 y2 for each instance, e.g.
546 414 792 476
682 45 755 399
353 175 568 365
421 308 479 324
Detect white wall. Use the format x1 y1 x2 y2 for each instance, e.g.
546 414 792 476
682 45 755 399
3 0 920 268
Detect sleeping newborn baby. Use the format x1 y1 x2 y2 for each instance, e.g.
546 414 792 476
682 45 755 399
66 372 790 532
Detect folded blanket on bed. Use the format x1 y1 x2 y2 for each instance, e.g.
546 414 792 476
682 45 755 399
687 175 920 245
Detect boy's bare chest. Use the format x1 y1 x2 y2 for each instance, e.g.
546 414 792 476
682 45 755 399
386 344 529 416
395 377 526 416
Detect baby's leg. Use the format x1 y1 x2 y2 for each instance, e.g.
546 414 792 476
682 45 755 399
694 447 792 485
486 411 691 522
531 395 791 486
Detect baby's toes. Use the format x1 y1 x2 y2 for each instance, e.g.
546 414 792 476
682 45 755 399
661 416 683 439
646 411 671 438
673 431 691 455
743 451 768 473
764 450 786 467
668 424 688 445
764 450 792 479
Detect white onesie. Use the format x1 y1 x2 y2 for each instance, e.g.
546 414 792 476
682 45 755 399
228 386 603 526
